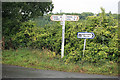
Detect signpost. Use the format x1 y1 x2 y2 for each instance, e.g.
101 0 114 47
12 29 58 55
77 32 95 57
77 32 95 39
50 15 79 21
61 14 66 58
50 14 79 58
65 15 79 21
50 15 62 21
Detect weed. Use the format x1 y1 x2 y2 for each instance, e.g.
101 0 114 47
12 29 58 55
2 48 118 76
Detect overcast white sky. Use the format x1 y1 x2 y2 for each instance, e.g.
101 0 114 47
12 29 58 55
52 0 120 14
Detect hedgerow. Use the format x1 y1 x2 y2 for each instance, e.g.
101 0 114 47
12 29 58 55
11 12 119 64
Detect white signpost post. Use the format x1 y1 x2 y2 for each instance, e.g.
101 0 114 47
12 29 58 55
50 14 79 58
77 32 95 57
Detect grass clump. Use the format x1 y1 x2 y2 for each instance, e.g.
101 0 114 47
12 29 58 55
2 48 118 76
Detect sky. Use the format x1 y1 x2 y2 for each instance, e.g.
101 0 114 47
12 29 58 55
52 0 120 14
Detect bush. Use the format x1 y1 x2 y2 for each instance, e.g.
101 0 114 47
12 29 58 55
12 12 118 63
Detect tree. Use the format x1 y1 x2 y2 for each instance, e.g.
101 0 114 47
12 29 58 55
2 2 54 49
2 2 54 35
80 12 94 19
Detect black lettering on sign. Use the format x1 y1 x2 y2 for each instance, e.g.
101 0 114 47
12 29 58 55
79 34 82 37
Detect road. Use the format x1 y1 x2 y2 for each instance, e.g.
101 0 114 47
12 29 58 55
2 64 118 79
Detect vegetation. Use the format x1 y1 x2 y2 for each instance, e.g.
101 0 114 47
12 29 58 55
2 2 54 49
9 8 119 63
2 48 118 76
2 2 119 76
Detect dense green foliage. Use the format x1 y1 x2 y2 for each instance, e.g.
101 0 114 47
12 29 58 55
2 2 54 49
10 8 119 63
2 2 118 75
33 14 56 27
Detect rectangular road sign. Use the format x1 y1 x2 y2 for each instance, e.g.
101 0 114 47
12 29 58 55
50 15 62 21
50 15 79 21
77 32 95 39
66 15 79 21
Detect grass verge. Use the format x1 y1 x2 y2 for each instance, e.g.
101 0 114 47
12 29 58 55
2 48 118 76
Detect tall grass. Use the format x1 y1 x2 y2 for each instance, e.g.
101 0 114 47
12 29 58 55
2 48 118 76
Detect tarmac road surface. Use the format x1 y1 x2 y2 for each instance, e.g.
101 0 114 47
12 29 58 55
2 64 118 79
